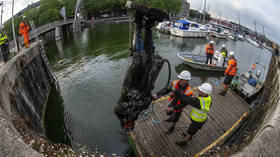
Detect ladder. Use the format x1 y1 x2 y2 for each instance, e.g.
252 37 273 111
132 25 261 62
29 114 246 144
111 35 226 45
30 20 60 91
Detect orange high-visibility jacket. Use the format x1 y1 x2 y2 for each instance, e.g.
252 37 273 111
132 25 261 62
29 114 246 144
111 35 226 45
225 58 237 76
168 80 194 112
205 44 214 54
19 22 29 36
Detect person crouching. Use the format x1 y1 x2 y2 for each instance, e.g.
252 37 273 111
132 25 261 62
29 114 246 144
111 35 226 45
173 83 213 146
153 70 194 134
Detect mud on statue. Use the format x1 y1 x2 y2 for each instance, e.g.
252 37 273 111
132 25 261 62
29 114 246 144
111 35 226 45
114 1 170 131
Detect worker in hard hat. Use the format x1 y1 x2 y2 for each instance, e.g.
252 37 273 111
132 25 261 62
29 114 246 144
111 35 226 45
171 83 212 146
153 70 194 134
219 51 237 96
19 16 30 48
205 41 215 64
0 25 10 62
220 44 228 66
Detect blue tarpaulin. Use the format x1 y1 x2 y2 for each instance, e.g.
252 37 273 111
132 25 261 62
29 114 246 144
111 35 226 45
173 20 190 30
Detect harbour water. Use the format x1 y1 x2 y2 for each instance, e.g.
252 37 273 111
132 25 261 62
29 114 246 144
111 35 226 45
44 22 271 156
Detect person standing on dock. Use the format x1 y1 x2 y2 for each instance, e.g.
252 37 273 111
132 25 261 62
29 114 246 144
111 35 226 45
153 71 194 134
172 83 212 146
219 51 237 96
274 47 279 57
205 41 215 64
19 16 30 48
0 25 10 62
220 44 228 66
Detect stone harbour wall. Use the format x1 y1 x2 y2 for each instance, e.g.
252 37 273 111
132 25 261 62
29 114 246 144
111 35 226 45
0 42 51 157
234 56 280 156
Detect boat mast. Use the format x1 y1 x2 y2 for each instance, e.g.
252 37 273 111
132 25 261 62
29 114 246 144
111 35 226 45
237 13 241 34
254 21 257 37
262 26 265 37
202 0 206 25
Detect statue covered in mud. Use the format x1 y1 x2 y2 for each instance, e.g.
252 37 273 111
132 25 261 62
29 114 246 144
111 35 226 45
115 1 170 131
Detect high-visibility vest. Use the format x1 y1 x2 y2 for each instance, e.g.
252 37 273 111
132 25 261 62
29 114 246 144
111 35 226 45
191 96 212 122
221 48 227 58
225 58 237 76
19 22 29 36
0 32 7 45
205 44 214 54
168 80 194 112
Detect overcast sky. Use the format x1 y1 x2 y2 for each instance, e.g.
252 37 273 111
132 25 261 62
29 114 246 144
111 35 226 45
2 0 280 43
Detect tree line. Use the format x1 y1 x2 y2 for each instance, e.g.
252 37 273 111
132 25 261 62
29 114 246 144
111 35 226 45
3 0 182 38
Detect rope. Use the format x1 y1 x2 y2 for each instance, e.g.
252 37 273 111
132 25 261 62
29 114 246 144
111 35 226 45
137 104 155 122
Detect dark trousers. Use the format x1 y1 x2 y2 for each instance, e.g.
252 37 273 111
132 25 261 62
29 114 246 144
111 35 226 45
223 57 226 66
132 23 155 54
205 53 213 64
1 43 10 62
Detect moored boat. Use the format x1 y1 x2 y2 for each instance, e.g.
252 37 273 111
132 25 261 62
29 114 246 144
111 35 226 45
210 26 228 39
231 69 263 99
170 20 209 38
156 21 172 34
237 34 244 41
177 52 227 72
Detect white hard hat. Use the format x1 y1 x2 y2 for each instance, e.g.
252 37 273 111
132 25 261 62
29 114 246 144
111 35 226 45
229 51 234 56
199 83 212 95
23 15 26 19
178 70 191 80
210 41 215 44
0 25 4 30
222 44 226 48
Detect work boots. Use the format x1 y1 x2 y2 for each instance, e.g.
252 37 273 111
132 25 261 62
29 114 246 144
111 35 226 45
164 117 172 123
175 140 188 146
166 125 174 134
219 90 227 96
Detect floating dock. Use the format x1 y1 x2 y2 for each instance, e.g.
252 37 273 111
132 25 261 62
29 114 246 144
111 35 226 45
129 83 250 157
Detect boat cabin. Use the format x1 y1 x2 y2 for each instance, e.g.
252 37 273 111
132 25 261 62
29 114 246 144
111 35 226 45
173 20 200 30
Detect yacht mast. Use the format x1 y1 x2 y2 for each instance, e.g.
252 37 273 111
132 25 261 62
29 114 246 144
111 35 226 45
254 21 257 36
202 0 206 25
262 26 265 37
237 13 242 34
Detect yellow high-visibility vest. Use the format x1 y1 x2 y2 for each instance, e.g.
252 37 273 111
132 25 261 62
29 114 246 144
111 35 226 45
191 96 212 122
0 32 7 45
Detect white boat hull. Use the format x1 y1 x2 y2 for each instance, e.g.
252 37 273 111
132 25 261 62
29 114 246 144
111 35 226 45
170 28 209 38
211 32 227 39
228 35 237 40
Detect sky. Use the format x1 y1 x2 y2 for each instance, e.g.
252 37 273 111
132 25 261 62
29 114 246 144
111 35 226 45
2 0 280 43
189 0 280 43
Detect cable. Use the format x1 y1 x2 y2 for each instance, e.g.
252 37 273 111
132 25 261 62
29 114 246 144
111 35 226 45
164 59 171 88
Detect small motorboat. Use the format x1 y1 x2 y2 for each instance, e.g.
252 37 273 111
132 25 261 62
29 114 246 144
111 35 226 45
237 34 244 41
156 21 172 34
177 52 228 72
231 64 264 99
246 37 260 47
228 33 237 41
210 26 228 39
170 20 209 38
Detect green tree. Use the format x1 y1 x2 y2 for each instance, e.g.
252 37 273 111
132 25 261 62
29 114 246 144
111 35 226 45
151 0 182 14
62 0 77 19
38 0 63 25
